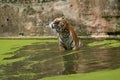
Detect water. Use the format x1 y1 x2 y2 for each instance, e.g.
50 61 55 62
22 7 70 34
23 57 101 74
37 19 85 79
0 39 120 80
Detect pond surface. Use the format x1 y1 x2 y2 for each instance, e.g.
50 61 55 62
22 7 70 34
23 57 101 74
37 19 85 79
0 39 120 80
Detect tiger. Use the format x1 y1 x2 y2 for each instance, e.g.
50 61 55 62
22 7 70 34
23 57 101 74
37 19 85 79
49 17 81 51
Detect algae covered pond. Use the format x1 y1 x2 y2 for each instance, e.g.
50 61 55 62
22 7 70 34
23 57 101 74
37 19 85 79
0 39 120 80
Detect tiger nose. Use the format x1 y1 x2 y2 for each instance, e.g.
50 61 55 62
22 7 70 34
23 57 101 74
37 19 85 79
52 22 57 28
49 22 56 29
52 24 55 29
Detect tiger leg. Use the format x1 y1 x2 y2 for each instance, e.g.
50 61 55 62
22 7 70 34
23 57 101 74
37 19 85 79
73 41 80 50
73 46 79 50
59 45 65 51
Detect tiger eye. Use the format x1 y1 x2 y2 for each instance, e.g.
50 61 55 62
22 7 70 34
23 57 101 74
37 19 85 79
54 20 60 24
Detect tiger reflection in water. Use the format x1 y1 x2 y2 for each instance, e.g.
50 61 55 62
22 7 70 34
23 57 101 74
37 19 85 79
49 17 81 51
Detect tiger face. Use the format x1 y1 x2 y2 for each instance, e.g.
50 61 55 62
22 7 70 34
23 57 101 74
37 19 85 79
49 17 68 33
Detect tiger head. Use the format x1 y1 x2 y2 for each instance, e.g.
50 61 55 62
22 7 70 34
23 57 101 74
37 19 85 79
49 17 69 33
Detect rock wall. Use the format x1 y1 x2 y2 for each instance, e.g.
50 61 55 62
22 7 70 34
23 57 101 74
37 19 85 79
0 4 19 36
0 0 63 36
66 0 120 36
0 0 120 37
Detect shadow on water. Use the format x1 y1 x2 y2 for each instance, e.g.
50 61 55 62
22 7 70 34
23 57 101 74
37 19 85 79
0 39 120 80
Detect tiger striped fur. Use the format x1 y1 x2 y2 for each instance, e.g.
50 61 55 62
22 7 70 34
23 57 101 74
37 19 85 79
49 17 81 51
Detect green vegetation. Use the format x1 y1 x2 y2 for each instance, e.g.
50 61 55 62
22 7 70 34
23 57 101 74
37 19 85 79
0 39 120 80
88 40 120 48
0 39 57 65
41 69 120 80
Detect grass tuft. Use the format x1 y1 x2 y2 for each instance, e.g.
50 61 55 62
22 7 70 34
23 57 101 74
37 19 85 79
40 69 120 80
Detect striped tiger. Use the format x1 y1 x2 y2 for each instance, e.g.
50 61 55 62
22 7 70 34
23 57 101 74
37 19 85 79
49 17 81 51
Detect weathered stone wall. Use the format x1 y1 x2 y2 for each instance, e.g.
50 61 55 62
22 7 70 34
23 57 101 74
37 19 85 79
66 0 120 36
0 0 120 37
0 0 57 4
0 4 19 36
0 0 63 36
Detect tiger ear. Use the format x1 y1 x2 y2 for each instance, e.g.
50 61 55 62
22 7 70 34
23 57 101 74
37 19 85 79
62 16 65 19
